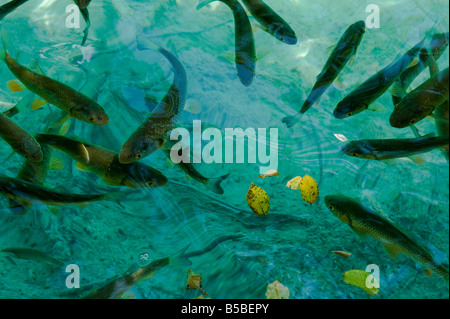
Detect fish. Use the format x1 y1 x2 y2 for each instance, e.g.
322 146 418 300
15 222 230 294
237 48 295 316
434 101 449 161
391 33 449 107
389 67 449 128
118 36 187 164
74 0 92 46
0 112 43 162
0 176 117 207
341 135 449 161
283 20 365 127
324 195 449 282
0 0 29 21
82 246 191 299
0 50 109 125
36 134 168 189
240 0 297 45
197 0 256 86
0 247 63 267
333 36 426 119
164 147 229 194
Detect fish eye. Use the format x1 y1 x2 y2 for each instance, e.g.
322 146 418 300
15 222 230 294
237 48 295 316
147 181 154 186
346 112 353 117
410 119 416 125
88 115 96 122
328 205 335 211
136 152 143 159
351 153 359 157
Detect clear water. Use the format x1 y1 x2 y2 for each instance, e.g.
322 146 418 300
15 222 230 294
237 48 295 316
0 0 448 299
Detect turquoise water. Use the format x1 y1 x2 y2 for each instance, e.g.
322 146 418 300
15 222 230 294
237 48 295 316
0 0 448 299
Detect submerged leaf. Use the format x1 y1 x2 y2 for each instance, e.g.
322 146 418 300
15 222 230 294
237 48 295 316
299 174 319 204
246 183 270 216
343 269 380 296
286 176 302 189
266 280 290 299
258 169 279 179
186 269 207 296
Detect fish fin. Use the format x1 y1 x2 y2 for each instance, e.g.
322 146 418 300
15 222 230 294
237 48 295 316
196 0 217 10
136 34 160 51
367 102 386 112
426 115 436 124
48 207 60 216
326 45 336 55
77 203 90 209
1 150 16 164
382 244 400 259
8 199 29 216
51 115 71 127
31 97 48 110
424 269 433 277
167 158 173 167
170 245 192 267
389 82 408 99
251 23 265 34
75 162 89 171
59 120 71 136
7 80 27 93
256 47 271 62
5 256 17 266
184 99 202 114
409 155 426 165
427 53 440 77
410 124 421 138
206 173 230 195
29 59 47 76
185 174 190 180
49 156 64 171
332 75 345 91
282 114 302 128
407 57 420 68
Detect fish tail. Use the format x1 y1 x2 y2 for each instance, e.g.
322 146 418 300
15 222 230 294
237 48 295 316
282 113 303 128
8 198 29 215
196 0 219 11
169 244 192 267
206 173 230 195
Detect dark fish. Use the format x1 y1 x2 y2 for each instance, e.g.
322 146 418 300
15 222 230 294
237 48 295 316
0 112 43 162
283 20 365 127
333 36 426 119
197 0 256 86
325 195 449 282
36 134 168 189
1 52 109 125
74 0 92 46
241 0 297 45
119 36 187 164
0 176 115 207
341 135 449 160
82 246 191 299
0 0 29 21
391 33 449 106
1 247 63 267
390 67 449 128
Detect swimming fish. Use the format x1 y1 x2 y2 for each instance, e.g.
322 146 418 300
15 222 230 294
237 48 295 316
389 67 449 128
74 0 92 46
325 195 449 281
0 247 63 267
283 20 365 127
118 36 187 164
0 0 29 21
0 51 109 125
197 0 256 86
240 0 297 45
391 33 449 107
82 246 191 299
333 36 426 119
164 147 229 194
341 135 449 160
0 176 116 207
36 134 168 189
0 111 43 162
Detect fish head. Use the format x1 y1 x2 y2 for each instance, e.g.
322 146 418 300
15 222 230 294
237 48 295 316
15 139 44 163
347 20 366 42
70 104 109 125
341 140 374 159
334 99 365 119
119 134 163 164
124 164 168 188
74 0 92 9
269 22 297 45
324 195 356 225
389 100 424 128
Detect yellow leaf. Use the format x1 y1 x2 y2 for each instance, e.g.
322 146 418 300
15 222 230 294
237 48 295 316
286 176 302 189
266 280 290 299
258 169 279 179
332 251 352 258
299 174 319 204
186 269 207 296
246 183 270 216
343 269 380 297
